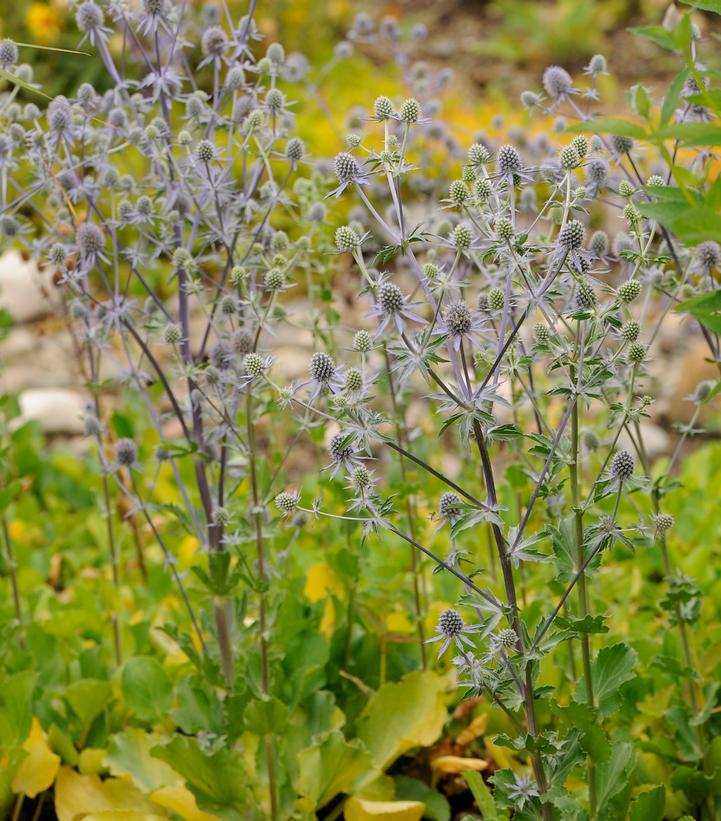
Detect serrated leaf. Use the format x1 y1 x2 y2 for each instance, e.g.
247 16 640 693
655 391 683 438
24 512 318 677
630 785 666 820
575 644 637 716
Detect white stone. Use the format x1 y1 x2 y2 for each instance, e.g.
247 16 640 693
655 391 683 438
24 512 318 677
0 250 59 323
16 388 86 435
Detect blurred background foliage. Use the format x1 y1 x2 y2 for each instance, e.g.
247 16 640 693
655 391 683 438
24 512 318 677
0 0 711 158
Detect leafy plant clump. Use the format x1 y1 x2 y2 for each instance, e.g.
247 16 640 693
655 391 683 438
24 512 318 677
0 3 721 820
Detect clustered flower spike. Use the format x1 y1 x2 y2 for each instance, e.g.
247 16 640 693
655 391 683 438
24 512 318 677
611 449 634 481
374 95 394 120
558 220 585 251
335 225 360 253
618 279 641 303
653 513 674 533
275 491 300 516
353 330 372 353
335 152 360 182
497 144 521 176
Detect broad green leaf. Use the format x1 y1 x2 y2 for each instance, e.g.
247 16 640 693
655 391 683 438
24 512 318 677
121 657 173 724
151 736 253 820
296 730 374 809
630 786 665 821
0 671 36 747
355 671 447 771
243 696 289 735
105 729 177 792
65 679 112 727
574 643 637 716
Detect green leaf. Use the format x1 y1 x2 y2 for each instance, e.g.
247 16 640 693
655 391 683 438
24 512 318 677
151 736 253 820
395 776 450 821
65 679 112 727
0 67 51 99
355 671 447 771
0 671 36 747
558 703 610 764
121 657 173 723
595 742 635 817
630 786 666 821
661 68 691 126
575 643 637 716
680 0 721 12
243 696 289 735
569 117 647 139
655 122 721 146
0 479 22 512
675 291 721 333
296 730 374 810
105 729 177 792
463 769 509 821
630 25 675 50
554 615 609 635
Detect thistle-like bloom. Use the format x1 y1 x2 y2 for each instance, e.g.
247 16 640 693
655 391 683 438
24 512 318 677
275 490 300 516
75 1 112 46
426 608 481 658
367 279 426 337
433 301 487 351
325 432 363 479
611 449 634 482
306 351 344 399
328 151 369 197
551 219 590 272
436 491 464 527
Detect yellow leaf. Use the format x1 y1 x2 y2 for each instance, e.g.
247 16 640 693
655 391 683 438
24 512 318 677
82 814 167 820
54 767 163 821
12 717 61 798
431 755 488 775
320 598 336 639
25 3 62 45
8 520 26 542
79 748 108 775
456 713 489 747
304 563 344 603
150 783 220 821
344 797 425 820
178 536 200 569
485 738 517 771
385 613 413 634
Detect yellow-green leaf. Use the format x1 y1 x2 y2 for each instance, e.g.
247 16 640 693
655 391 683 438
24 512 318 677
356 671 447 772
11 717 60 798
344 797 425 820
